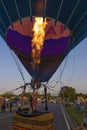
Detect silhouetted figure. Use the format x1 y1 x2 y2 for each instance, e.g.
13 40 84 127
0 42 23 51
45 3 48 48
10 101 13 112
1 99 6 113
75 98 81 112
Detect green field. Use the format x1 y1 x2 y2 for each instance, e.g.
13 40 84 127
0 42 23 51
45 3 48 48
65 106 83 126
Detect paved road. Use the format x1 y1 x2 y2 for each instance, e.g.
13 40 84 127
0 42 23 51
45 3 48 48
37 102 69 130
0 102 70 130
0 112 13 130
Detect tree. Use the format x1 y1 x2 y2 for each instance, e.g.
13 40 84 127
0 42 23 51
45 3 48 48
1 92 15 99
60 86 76 102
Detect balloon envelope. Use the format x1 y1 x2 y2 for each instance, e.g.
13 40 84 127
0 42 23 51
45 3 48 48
0 0 87 82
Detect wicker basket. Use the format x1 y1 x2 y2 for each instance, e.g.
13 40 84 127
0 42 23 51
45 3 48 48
12 110 54 130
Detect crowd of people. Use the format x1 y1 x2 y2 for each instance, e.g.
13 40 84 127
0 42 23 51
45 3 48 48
0 99 13 113
0 95 34 114
73 111 87 130
69 98 87 130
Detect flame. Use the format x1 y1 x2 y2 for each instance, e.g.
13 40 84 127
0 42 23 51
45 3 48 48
32 17 47 66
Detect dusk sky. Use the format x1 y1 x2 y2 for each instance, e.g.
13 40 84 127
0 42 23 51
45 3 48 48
0 36 87 94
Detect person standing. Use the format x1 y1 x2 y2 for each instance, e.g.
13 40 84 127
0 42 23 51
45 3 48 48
1 99 6 113
75 98 81 112
10 101 13 112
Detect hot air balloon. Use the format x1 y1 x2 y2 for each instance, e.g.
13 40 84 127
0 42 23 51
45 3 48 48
0 0 87 130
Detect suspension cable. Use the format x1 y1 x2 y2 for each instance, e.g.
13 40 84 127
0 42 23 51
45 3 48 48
55 0 64 25
47 49 76 89
48 55 69 84
10 50 26 84
43 0 47 22
0 28 27 85
1 0 13 27
0 18 7 30
29 0 32 22
72 11 87 33
0 29 5 38
47 85 59 93
14 0 22 23
65 0 80 28
71 24 87 47
66 50 76 86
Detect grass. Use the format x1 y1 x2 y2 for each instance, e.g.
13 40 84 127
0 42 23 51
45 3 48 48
65 106 83 126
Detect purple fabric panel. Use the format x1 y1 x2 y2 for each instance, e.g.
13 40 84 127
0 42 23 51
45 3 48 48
41 38 69 55
6 29 32 53
6 29 70 56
